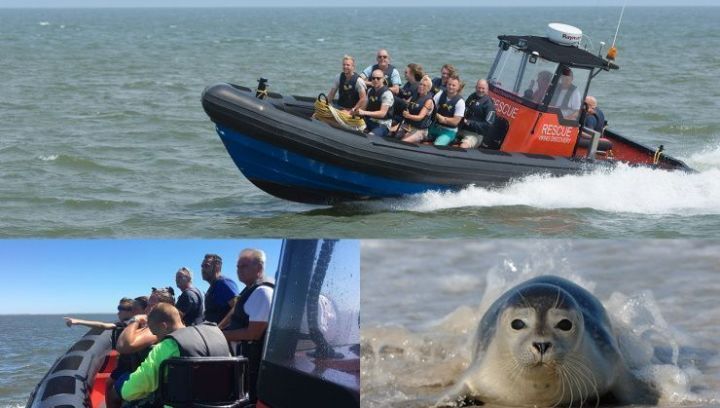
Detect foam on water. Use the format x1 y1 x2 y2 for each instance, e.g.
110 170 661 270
362 262 718 407
377 163 720 216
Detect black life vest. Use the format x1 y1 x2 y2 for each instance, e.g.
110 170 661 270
437 91 462 127
431 77 445 95
405 93 434 129
165 323 231 357
228 281 275 330
367 86 393 120
337 72 360 109
398 81 417 101
371 63 396 87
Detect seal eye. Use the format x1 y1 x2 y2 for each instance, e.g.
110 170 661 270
511 319 526 330
556 319 573 331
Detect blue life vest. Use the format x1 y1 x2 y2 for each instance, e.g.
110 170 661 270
437 91 462 127
431 77 445 95
371 63 397 87
337 72 360 109
367 86 393 120
405 93 434 129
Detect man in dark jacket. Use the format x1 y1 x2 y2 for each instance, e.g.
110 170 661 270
583 95 606 133
459 79 496 149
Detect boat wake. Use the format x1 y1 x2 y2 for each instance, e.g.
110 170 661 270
374 151 720 215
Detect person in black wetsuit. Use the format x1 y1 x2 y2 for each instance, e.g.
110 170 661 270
221 248 275 404
458 79 496 149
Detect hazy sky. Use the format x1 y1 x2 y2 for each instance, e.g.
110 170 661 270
0 0 717 7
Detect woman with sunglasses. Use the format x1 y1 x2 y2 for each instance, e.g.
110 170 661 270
357 69 395 137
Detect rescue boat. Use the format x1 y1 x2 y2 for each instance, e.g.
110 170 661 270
26 240 360 408
203 23 691 205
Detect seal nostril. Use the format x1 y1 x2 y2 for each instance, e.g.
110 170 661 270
533 342 552 354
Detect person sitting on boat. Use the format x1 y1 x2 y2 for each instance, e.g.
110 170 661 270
359 49 402 95
106 288 176 408
428 75 465 146
357 69 395 137
397 75 434 143
115 303 231 404
201 253 239 324
583 95 606 133
220 248 275 405
392 63 424 126
326 54 367 114
175 267 204 327
458 79 496 149
431 64 457 95
550 66 581 119
63 297 136 333
524 70 553 103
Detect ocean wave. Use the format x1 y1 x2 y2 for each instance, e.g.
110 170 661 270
377 165 720 216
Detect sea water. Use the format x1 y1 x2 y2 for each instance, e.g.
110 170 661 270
360 240 720 407
1 7 720 237
0 314 116 408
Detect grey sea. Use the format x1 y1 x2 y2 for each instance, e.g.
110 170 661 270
2 7 720 238
361 240 720 407
0 314 115 408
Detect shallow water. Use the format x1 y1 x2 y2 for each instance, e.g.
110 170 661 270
360 240 720 407
1 7 720 237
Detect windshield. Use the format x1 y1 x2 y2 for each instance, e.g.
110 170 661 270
263 239 360 392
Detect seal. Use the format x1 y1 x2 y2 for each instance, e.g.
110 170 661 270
437 275 657 407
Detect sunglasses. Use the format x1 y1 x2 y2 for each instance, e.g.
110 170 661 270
377 55 388 59
371 77 384 81
117 306 132 312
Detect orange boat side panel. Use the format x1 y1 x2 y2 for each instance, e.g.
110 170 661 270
89 351 118 408
491 91 578 157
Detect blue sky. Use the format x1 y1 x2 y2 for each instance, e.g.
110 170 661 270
0 239 288 314
0 1 717 7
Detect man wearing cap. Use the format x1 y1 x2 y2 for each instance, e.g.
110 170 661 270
550 66 581 119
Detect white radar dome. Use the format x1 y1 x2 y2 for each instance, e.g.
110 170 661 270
546 23 582 47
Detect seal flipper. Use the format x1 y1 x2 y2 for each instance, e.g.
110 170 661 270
610 369 660 405
434 379 485 407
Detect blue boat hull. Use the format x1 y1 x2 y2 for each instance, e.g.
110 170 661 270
217 124 453 204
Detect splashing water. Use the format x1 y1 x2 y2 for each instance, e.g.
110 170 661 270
373 162 720 216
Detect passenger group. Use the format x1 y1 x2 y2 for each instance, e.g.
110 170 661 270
326 49 497 149
64 248 273 407
326 49 606 148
